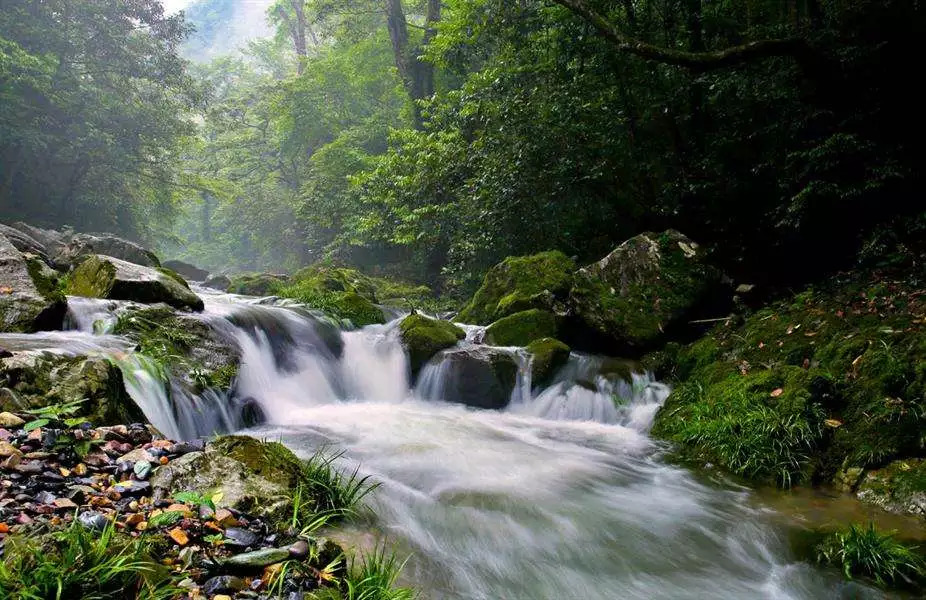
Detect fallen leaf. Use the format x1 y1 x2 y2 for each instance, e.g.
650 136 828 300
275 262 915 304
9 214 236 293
168 527 189 546
0 286 12 295
770 388 784 398
824 419 843 428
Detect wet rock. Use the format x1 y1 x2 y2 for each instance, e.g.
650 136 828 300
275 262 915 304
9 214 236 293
526 338 571 385
203 576 247 595
0 412 22 428
856 459 926 516
162 260 208 282
288 539 309 559
118 448 156 464
220 547 290 569
0 348 11 359
0 440 22 458
0 232 67 333
224 526 261 548
399 314 465 377
78 510 109 532
133 460 153 480
35 490 56 504
68 254 203 311
484 308 559 347
0 223 50 261
204 274 231 291
113 480 151 496
423 346 519 410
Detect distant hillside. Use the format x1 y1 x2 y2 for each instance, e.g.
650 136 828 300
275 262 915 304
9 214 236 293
181 0 274 61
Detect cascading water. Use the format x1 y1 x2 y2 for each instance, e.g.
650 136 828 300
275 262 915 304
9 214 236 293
6 287 892 598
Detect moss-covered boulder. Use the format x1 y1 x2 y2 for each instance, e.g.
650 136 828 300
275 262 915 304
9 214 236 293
399 314 465 376
0 351 142 425
150 436 304 521
856 459 926 516
0 233 67 332
52 233 160 270
526 338 571 384
484 309 559 347
227 273 289 296
456 251 575 325
274 267 387 327
113 306 240 392
569 230 723 351
328 291 385 327
653 270 926 501
422 346 519 410
68 255 203 311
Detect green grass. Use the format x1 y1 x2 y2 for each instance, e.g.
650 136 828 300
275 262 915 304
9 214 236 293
0 518 177 600
300 448 380 518
816 523 925 586
309 545 416 600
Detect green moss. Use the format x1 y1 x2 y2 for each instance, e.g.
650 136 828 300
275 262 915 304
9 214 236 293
399 314 465 375
210 435 306 488
655 271 926 492
24 257 64 303
526 338 571 384
156 267 190 289
227 273 287 296
456 250 575 325
67 255 116 298
484 309 558 346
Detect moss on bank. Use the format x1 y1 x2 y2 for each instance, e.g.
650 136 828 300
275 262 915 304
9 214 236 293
456 250 575 325
653 270 926 493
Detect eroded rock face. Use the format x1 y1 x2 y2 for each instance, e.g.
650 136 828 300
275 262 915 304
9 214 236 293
0 351 142 424
424 346 519 410
0 223 49 262
568 230 724 351
0 233 67 332
68 255 203 311
150 436 305 520
399 314 465 377
54 233 160 270
163 260 209 282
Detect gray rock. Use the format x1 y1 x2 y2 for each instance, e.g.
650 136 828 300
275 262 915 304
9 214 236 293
133 460 153 480
162 260 208 281
220 547 290 569
202 575 247 595
68 254 203 311
421 346 519 410
0 233 67 333
224 526 261 548
53 233 160 270
10 222 69 257
0 223 48 262
204 274 231 291
78 510 109 532
288 539 309 559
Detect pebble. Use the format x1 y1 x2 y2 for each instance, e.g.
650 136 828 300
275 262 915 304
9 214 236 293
133 460 153 479
202 575 246 595
288 539 309 559
224 526 261 548
0 412 24 428
35 490 56 504
0 440 22 458
78 510 109 532
220 547 290 569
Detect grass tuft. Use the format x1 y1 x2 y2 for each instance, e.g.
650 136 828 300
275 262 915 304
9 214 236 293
816 523 925 586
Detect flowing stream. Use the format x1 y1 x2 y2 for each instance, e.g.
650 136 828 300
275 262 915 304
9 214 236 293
3 287 904 599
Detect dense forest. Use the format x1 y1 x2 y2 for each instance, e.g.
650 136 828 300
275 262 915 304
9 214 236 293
2 0 922 296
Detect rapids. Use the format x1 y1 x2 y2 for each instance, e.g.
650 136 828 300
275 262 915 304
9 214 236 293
2 287 895 599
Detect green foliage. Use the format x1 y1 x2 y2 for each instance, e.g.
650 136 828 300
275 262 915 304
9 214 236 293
275 266 391 326
309 545 415 600
816 524 925 586
300 447 379 517
0 518 177 600
23 399 87 431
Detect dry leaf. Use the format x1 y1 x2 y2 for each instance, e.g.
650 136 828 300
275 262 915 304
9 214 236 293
168 527 189 546
770 388 784 397
824 419 843 428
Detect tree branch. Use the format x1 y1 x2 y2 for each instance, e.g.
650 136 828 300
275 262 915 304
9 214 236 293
550 0 810 70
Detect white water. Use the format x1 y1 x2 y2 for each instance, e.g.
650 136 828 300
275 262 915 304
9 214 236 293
6 289 888 599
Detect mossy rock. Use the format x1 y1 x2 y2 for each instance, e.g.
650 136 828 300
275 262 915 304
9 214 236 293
0 352 143 425
209 435 305 488
526 338 570 384
856 459 926 516
68 255 203 311
568 230 723 351
456 251 575 325
0 234 67 333
227 273 289 296
399 314 465 376
485 309 558 347
290 265 379 301
329 291 385 327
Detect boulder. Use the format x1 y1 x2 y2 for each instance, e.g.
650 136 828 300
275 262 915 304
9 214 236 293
0 223 49 262
162 260 209 282
0 351 143 425
0 233 67 332
568 230 723 351
68 255 203 311
204 274 231 291
10 222 69 257
526 338 571 384
53 233 160 270
399 314 465 376
456 251 575 325
424 346 519 410
150 435 305 520
227 273 289 296
484 309 558 347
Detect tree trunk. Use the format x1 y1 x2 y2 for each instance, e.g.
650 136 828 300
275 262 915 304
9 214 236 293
290 0 308 74
385 0 441 128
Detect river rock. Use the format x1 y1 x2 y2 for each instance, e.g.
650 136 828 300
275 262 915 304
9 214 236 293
484 309 559 347
204 274 231 291
53 233 160 269
227 273 289 296
151 436 307 520
220 547 290 569
526 338 571 384
456 250 575 325
78 510 110 532
855 459 926 516
68 254 203 311
0 352 143 425
0 223 49 262
0 233 68 332
0 412 24 427
224 526 261 548
399 314 465 377
203 576 247 595
10 222 69 256
568 230 724 352
163 259 209 281
424 346 519 410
